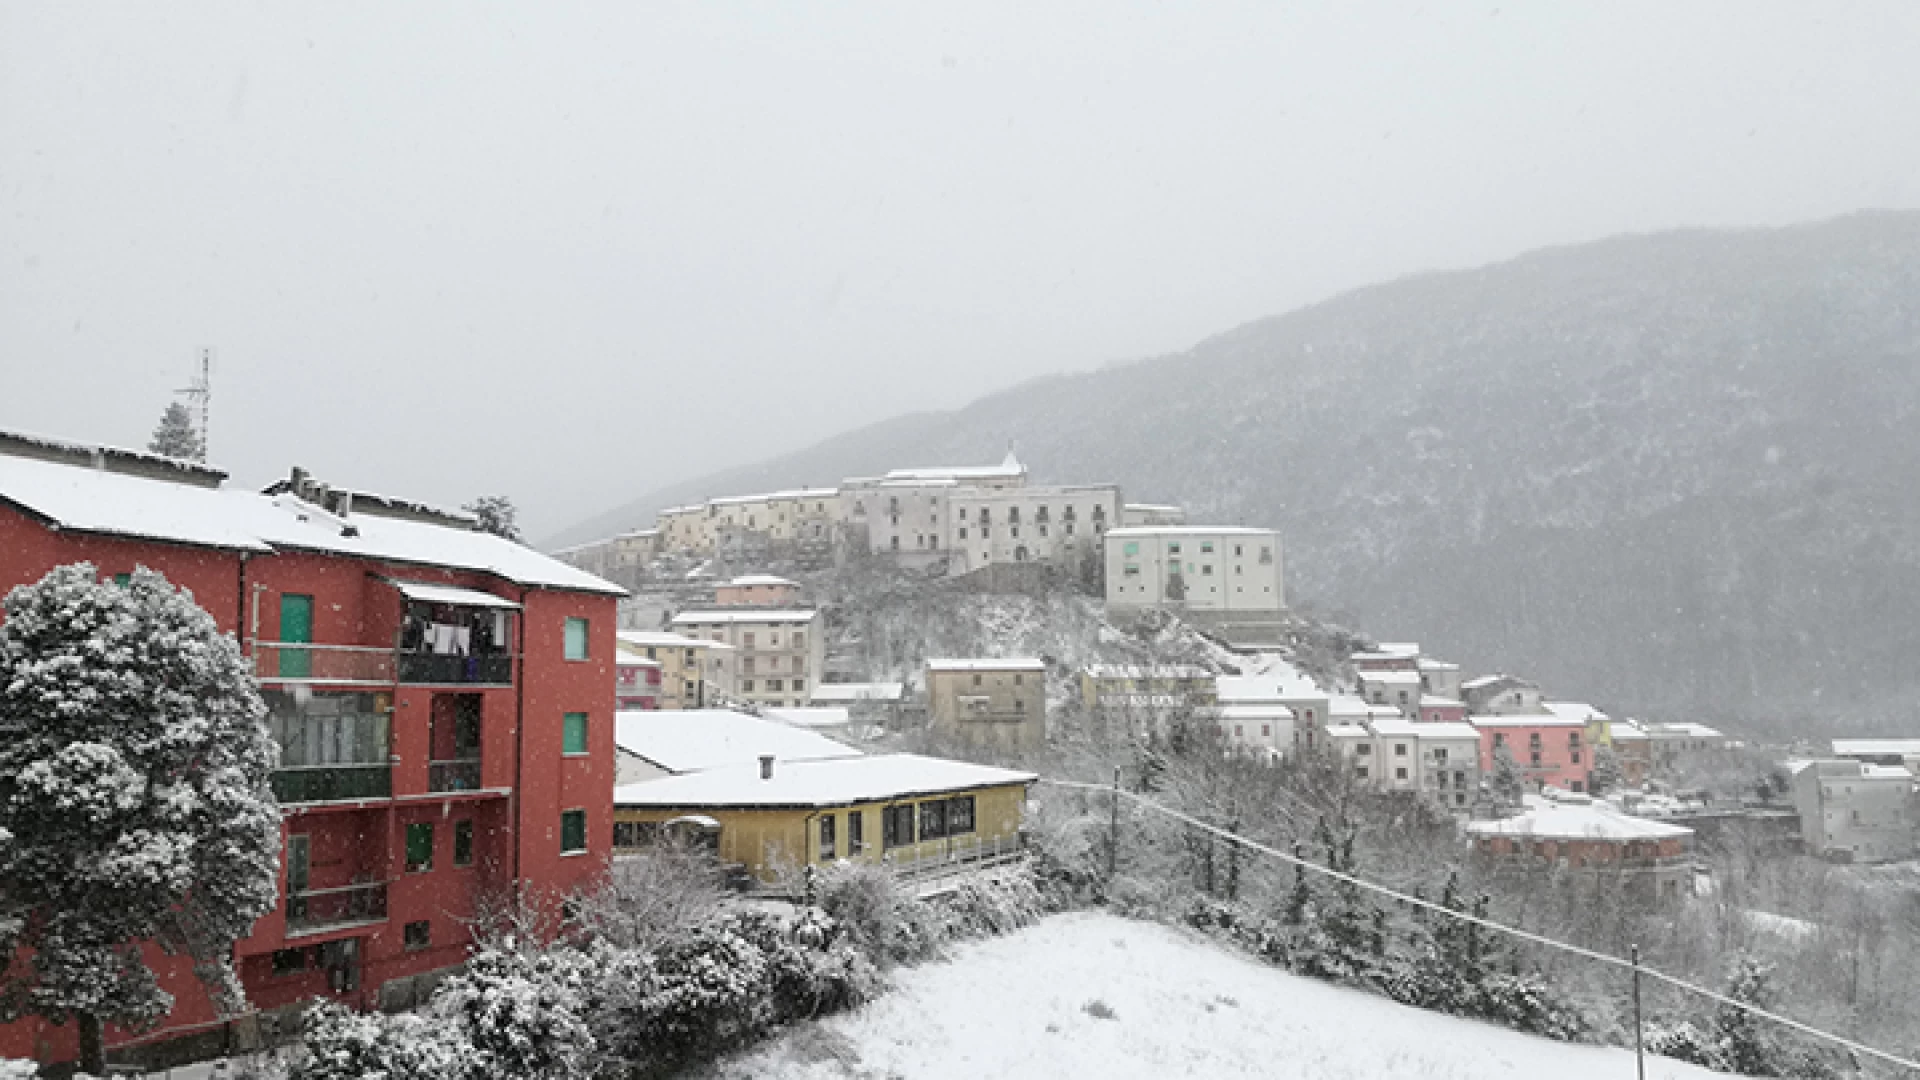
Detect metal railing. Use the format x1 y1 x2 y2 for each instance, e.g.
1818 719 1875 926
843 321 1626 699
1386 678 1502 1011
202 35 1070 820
884 832 1027 889
428 758 484 792
271 765 392 804
252 642 394 685
286 881 388 936
398 652 514 686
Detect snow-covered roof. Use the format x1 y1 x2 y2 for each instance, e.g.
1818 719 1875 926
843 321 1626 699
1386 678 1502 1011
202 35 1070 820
1324 724 1372 739
1410 722 1482 740
390 580 523 609
612 752 1036 810
1420 695 1465 708
1417 658 1459 672
1218 704 1295 721
1328 694 1373 717
808 681 907 703
1832 739 1920 757
1123 503 1183 513
671 609 819 626
1083 664 1213 679
1470 715 1586 728
1215 672 1323 703
1358 670 1421 685
617 630 734 651
0 449 622 594
616 654 663 669
1462 673 1535 691
613 709 861 775
1103 526 1278 538
724 574 799 588
1541 702 1608 725
1863 764 1915 781
927 658 1046 672
1467 803 1694 842
762 706 852 729
1644 722 1724 739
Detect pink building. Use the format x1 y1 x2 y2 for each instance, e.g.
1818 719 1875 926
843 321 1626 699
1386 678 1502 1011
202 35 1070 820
713 574 803 608
1474 715 1592 792
1419 695 1467 724
616 654 663 710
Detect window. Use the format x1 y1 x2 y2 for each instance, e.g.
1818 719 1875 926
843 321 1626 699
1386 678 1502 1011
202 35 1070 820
1433 748 1449 763
406 822 434 872
819 814 836 859
404 920 431 950
1202 564 1213 575
454 820 474 866
767 679 783 691
1168 542 1182 555
743 631 756 648
1262 724 1271 737
271 947 308 976
848 810 865 853
883 804 916 849
112 572 131 586
959 527 969 540
793 631 806 649
564 617 590 661
1395 743 1408 756
919 799 949 840
948 796 976 834
1356 744 1372 755
1013 672 1023 685
560 810 587 854
563 712 588 755
793 678 805 693
1396 768 1408 780
1356 765 1370 778
742 679 755 691
1200 541 1214 553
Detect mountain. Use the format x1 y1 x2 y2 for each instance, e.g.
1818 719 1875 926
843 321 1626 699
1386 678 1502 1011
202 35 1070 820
556 212 1920 731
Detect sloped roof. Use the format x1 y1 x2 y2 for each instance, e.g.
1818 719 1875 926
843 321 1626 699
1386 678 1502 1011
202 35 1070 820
1467 802 1693 842
613 752 1036 810
671 609 819 625
613 709 861 775
0 449 622 594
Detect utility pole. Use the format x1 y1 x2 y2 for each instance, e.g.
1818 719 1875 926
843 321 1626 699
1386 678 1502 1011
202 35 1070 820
175 347 213 461
1108 765 1121 880
1631 944 1646 1080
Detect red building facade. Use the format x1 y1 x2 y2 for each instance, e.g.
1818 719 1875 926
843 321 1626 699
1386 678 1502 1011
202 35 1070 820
0 434 622 1067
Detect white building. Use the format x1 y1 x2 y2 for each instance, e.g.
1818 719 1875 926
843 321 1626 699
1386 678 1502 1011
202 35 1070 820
669 609 825 709
1104 526 1284 614
1790 759 1916 864
946 483 1120 575
1832 739 1920 772
1216 704 1294 756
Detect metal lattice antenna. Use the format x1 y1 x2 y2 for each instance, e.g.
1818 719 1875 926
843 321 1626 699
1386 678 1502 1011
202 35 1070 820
174 347 213 462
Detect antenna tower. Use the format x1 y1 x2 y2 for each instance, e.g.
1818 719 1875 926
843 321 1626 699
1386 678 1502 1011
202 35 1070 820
175 347 213 461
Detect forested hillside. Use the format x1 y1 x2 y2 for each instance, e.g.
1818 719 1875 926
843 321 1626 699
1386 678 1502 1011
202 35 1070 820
557 212 1920 731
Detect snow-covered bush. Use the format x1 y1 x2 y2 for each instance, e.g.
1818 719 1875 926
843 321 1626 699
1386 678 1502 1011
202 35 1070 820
432 943 598 1080
813 861 944 966
288 1003 465 1080
939 866 1050 939
628 920 774 1067
0 563 281 1073
0 1059 37 1080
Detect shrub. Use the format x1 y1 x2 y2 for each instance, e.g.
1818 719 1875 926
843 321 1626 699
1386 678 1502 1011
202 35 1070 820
288 1002 465 1080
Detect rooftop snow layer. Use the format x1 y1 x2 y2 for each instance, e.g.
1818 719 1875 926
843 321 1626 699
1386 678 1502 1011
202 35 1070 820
612 752 1035 809
671 609 819 625
1467 802 1694 841
927 658 1046 672
613 709 860 775
808 682 907 703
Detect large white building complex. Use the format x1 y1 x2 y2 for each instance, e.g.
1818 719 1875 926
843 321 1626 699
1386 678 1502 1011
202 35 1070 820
1102 526 1284 615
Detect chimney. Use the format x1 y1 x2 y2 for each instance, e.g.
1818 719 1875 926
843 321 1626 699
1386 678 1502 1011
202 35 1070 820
759 755 775 780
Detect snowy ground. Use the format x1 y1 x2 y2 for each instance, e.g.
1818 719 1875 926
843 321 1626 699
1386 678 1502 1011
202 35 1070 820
700 911 1747 1080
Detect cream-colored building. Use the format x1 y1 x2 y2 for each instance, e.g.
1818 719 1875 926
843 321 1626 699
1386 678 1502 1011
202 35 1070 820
1104 527 1284 614
553 528 661 584
1327 714 1483 811
946 484 1119 575
670 609 825 709
617 629 737 709
657 505 715 555
926 658 1047 752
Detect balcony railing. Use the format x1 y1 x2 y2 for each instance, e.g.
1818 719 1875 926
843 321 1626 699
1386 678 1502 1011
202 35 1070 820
398 652 514 686
286 881 388 936
253 642 394 685
428 758 484 793
271 765 393 804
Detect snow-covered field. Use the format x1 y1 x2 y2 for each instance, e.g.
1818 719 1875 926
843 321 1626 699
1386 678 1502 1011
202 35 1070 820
701 911 1746 1080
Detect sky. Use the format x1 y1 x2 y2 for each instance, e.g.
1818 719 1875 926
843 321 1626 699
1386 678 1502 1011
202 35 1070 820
4 3 1918 540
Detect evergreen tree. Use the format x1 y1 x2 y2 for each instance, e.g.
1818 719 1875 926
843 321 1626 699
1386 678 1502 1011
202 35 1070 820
1589 744 1622 795
0 564 280 1074
1490 743 1526 807
146 402 204 462
463 495 522 542
1283 843 1312 926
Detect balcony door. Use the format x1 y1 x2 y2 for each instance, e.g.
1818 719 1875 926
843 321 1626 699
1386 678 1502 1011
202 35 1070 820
286 834 311 924
280 594 314 678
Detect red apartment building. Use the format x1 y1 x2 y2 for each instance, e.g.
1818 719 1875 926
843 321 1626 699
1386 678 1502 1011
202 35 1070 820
0 431 622 1068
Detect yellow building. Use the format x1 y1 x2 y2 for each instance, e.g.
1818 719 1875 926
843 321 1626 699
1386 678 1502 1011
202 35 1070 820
1079 664 1218 711
612 753 1036 882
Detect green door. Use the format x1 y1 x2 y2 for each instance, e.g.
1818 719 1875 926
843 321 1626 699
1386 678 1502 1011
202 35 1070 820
280 594 314 678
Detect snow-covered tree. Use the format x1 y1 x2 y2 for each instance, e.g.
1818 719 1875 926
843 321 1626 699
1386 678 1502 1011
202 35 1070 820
0 564 280 1074
146 402 205 462
462 495 521 543
1490 743 1525 807
1588 744 1622 795
433 942 598 1080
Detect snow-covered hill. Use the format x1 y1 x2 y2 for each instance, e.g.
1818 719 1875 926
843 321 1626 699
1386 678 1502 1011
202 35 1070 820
698 911 1747 1080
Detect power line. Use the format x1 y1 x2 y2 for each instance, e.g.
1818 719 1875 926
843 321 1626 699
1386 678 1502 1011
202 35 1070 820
1038 775 1920 1074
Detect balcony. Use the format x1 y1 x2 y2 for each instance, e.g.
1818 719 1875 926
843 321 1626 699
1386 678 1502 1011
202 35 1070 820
272 765 393 804
286 881 389 937
429 758 484 793
398 651 514 686
253 642 395 686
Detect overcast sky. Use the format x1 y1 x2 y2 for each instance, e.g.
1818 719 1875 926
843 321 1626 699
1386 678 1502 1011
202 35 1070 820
4 3 1917 540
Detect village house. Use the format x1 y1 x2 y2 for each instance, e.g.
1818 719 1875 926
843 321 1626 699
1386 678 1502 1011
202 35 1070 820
1832 739 1920 773
0 430 622 1066
615 629 736 709
712 572 804 608
808 680 908 726
615 653 663 710
1102 526 1284 616
1789 759 1917 864
669 608 824 709
553 527 659 589
926 658 1047 752
1467 797 1696 897
944 483 1120 575
1215 703 1294 756
612 753 1036 883
1080 664 1219 712
1461 673 1545 715
1473 713 1593 793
